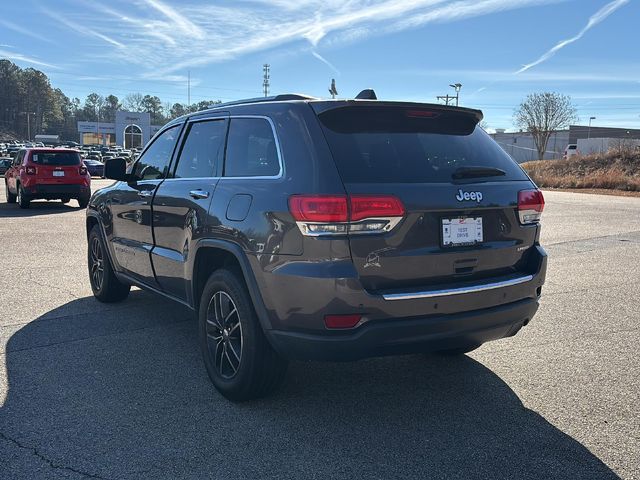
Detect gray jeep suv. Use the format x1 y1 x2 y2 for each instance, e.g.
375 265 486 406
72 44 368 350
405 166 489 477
86 92 547 401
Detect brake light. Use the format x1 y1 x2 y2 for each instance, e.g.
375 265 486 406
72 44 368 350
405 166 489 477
289 194 405 236
25 166 36 175
79 165 88 175
350 195 405 221
288 195 348 222
405 110 440 118
518 189 545 224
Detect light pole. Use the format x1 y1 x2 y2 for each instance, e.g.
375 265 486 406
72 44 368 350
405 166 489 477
588 116 596 139
449 83 462 106
19 112 36 140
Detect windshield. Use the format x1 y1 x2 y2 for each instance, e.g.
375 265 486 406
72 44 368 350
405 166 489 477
318 106 528 183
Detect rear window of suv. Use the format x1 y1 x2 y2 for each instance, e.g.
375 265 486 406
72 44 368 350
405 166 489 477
318 106 528 183
30 151 81 166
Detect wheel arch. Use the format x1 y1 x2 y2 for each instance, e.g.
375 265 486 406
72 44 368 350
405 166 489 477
191 240 273 331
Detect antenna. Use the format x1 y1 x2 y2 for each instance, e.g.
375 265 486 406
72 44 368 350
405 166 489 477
263 64 270 97
329 78 338 99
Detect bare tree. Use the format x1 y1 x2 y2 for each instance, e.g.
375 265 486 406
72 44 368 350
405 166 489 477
123 93 145 112
514 92 577 160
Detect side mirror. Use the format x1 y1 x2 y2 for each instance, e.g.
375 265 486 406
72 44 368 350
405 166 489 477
104 157 129 182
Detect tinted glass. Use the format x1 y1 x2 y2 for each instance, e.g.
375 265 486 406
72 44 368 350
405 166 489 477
224 118 279 177
319 106 528 183
31 151 81 166
133 125 180 180
174 120 226 178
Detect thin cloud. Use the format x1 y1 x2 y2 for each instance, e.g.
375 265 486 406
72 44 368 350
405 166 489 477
311 51 341 76
516 0 630 74
41 8 126 49
0 20 53 43
0 48 59 69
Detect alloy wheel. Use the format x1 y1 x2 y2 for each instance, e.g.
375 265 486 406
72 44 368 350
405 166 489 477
89 237 104 291
206 291 243 379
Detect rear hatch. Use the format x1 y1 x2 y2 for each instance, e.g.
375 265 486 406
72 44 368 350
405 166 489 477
30 150 83 183
314 103 539 292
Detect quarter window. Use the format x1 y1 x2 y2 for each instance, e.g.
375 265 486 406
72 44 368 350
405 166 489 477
133 125 181 181
224 118 280 177
174 120 226 178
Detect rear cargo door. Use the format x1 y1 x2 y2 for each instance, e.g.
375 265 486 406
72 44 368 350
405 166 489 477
316 104 538 292
30 150 82 183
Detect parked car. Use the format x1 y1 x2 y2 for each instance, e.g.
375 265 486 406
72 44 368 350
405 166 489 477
83 159 105 177
563 144 579 159
87 92 547 401
0 157 12 175
4 148 91 208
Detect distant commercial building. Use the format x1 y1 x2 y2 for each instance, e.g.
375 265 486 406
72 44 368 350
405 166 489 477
491 125 640 163
77 111 161 148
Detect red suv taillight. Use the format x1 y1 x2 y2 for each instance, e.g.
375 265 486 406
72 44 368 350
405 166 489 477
79 165 88 175
289 194 405 236
518 189 545 224
25 166 36 175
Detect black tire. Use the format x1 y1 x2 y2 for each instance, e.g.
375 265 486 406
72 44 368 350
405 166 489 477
5 182 16 203
61 197 71 204
199 268 288 401
88 225 130 303
17 183 30 209
434 342 481 356
78 195 90 209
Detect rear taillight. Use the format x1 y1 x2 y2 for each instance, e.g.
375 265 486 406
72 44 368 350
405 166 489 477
25 166 36 175
518 189 545 224
79 166 88 175
289 194 405 236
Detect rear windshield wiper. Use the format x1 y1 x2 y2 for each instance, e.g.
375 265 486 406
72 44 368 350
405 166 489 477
452 166 506 179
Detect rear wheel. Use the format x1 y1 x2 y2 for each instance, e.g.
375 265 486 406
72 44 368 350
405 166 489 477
5 182 16 203
78 195 90 209
199 268 288 401
17 184 30 209
88 225 130 302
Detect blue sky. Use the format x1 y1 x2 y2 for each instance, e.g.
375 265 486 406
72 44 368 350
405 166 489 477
1 0 638 130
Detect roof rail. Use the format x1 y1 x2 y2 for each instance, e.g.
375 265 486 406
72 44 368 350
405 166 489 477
210 93 317 109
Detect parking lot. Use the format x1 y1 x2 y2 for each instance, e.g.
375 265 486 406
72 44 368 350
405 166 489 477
0 180 638 479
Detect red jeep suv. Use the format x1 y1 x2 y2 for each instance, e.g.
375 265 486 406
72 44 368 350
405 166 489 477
4 148 91 208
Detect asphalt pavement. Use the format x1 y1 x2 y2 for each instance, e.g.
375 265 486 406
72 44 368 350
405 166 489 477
0 181 638 479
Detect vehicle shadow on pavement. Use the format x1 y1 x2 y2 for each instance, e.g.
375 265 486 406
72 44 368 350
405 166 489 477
0 200 82 218
1 293 620 480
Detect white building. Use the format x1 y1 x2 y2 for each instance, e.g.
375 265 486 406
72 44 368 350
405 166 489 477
77 111 162 148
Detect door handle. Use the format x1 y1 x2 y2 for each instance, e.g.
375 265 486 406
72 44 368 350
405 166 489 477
189 190 209 199
138 190 153 198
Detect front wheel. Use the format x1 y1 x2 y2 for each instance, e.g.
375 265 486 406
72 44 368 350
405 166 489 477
88 225 130 302
199 269 288 401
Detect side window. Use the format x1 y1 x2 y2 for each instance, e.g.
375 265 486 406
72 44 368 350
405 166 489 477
14 151 24 166
174 119 226 179
224 118 280 177
133 125 181 181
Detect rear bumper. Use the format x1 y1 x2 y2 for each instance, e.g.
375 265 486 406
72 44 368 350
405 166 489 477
26 184 91 198
267 297 537 361
252 245 547 360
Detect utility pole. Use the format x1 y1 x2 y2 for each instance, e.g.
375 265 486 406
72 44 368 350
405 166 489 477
437 83 462 106
263 64 270 97
187 70 191 108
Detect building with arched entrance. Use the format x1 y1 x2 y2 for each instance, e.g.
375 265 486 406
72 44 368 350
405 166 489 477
77 111 161 147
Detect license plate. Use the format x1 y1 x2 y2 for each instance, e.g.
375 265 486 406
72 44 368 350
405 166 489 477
442 217 483 247
53 171 64 177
